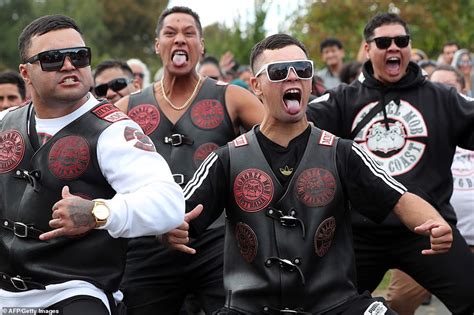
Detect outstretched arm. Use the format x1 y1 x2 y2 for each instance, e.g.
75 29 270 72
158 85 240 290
394 192 453 255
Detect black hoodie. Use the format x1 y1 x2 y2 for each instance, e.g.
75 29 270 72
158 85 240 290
307 60 474 229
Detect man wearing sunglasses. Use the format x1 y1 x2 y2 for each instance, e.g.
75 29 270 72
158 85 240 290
161 33 455 315
0 14 185 314
114 6 264 315
308 13 474 314
93 60 140 104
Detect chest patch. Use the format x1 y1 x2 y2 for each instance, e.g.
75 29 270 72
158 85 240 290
48 136 90 180
295 168 336 207
314 216 336 257
128 104 160 135
191 99 224 129
352 100 427 176
193 142 219 168
235 222 258 263
234 168 273 212
0 130 25 173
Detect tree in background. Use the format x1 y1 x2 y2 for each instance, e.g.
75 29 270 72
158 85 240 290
291 0 474 68
0 0 167 72
203 0 268 67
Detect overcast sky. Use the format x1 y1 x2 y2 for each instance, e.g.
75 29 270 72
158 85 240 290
167 0 305 35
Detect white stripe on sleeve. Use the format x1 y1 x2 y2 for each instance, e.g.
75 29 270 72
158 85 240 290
351 142 407 194
183 152 219 200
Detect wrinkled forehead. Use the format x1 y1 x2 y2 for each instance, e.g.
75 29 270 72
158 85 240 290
162 13 199 31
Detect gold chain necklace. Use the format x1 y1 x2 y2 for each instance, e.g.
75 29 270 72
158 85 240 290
160 75 202 111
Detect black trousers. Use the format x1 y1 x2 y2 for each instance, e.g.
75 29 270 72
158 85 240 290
45 295 109 315
353 225 474 315
123 228 225 315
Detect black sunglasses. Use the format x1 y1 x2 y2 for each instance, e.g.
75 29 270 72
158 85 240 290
255 60 314 82
94 77 133 97
368 35 410 50
25 47 91 72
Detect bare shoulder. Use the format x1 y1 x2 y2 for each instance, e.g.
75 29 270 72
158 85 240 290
115 95 130 113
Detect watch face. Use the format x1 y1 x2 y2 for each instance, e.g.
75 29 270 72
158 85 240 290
94 204 109 220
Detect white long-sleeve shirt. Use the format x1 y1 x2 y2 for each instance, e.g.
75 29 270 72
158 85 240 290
0 94 185 311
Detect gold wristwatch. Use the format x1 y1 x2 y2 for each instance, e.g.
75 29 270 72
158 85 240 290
91 200 110 228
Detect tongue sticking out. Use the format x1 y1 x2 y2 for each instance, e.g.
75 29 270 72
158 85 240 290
173 54 187 66
284 99 300 114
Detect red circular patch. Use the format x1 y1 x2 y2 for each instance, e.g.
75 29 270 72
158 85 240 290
295 168 336 207
0 130 25 173
128 104 160 135
314 216 336 257
191 99 225 129
193 142 219 168
48 136 90 180
235 222 258 263
234 168 273 212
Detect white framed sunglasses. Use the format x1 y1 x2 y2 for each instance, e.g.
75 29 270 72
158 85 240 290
254 59 314 82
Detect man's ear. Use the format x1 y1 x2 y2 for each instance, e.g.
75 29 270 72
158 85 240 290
364 42 370 60
18 64 31 85
155 37 160 55
250 76 263 97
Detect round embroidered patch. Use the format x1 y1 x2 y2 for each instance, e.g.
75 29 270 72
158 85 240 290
191 99 225 129
0 130 25 173
124 126 156 152
234 168 273 212
128 104 160 135
48 136 90 180
314 216 336 257
295 168 336 207
193 142 219 168
235 222 258 263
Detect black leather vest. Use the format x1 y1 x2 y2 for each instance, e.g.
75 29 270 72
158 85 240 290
0 102 128 292
225 126 358 313
128 78 235 185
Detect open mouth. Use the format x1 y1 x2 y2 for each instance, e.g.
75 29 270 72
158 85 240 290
60 76 79 84
386 57 401 74
283 88 302 114
172 50 188 67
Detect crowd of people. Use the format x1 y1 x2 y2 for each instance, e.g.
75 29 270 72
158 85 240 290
0 5 473 315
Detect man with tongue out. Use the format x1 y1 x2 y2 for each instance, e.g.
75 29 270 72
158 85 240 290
115 6 264 315
161 33 454 315
308 13 474 314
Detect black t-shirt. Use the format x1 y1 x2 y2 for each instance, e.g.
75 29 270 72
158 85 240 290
183 125 405 236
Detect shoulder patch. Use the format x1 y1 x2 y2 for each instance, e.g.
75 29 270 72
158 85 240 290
92 103 129 123
319 130 335 146
364 301 387 315
233 134 248 147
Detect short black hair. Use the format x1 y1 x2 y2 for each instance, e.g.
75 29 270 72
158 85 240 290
0 71 26 99
364 13 409 41
320 38 343 52
156 6 202 37
340 61 362 84
250 33 308 73
94 60 134 81
18 14 83 63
